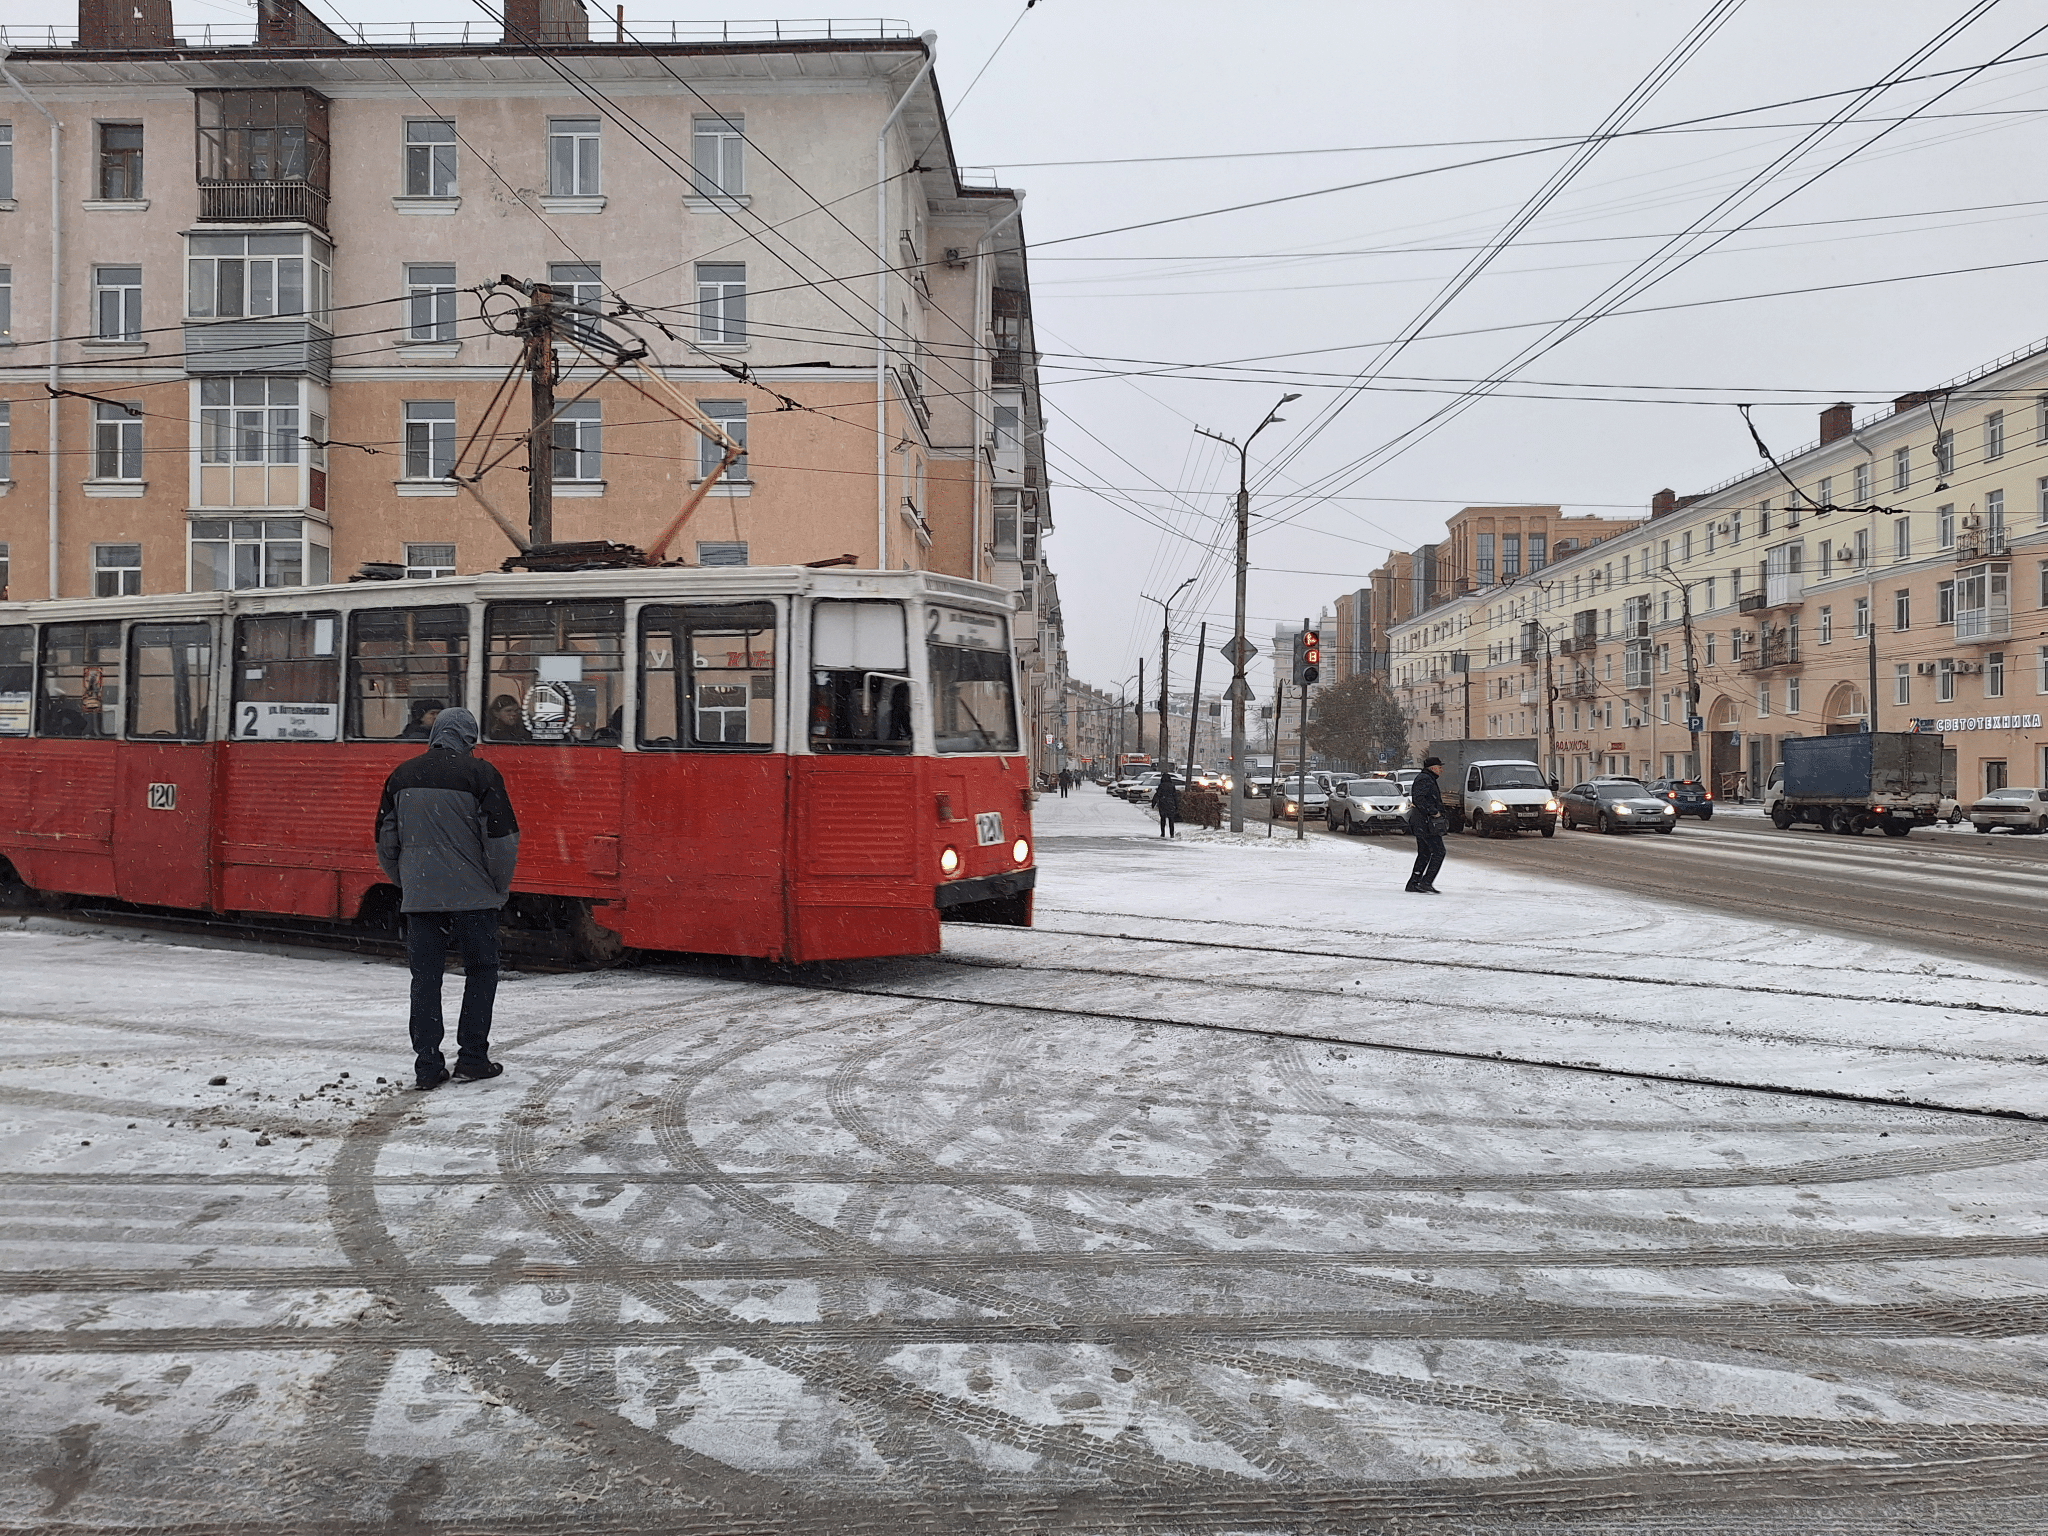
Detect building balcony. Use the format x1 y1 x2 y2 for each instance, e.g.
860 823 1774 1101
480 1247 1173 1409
198 180 329 229
1953 609 2011 643
1740 633 1798 671
182 320 333 384
1558 634 1597 655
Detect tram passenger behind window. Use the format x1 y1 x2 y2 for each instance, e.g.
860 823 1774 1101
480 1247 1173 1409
487 693 531 743
809 671 911 753
399 697 445 739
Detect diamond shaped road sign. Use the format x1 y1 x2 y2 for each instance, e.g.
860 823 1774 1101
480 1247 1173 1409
1219 636 1258 667
1224 677 1256 702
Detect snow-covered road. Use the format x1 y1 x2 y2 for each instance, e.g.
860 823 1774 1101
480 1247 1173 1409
3 790 2047 1532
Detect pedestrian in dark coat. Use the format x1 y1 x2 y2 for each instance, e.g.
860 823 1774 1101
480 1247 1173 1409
374 708 521 1089
1407 756 1448 894
1152 774 1182 838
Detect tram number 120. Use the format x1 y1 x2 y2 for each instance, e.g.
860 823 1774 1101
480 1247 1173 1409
975 811 1004 847
146 783 178 811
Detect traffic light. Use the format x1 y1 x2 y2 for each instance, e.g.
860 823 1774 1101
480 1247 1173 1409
1292 628 1321 686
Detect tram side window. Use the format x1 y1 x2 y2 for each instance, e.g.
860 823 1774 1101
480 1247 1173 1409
809 599 911 755
348 606 470 740
0 625 32 737
37 623 122 739
232 612 340 740
640 602 776 750
928 606 1020 754
127 623 215 740
485 600 624 745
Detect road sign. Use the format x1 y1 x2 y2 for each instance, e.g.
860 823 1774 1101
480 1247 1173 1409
1685 715 1704 733
1219 636 1258 667
1224 677 1255 702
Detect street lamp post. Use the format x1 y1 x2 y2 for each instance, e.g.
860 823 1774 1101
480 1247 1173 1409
1140 577 1197 773
1197 392 1299 832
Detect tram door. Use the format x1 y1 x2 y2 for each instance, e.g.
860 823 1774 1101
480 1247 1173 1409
625 602 787 956
114 622 217 910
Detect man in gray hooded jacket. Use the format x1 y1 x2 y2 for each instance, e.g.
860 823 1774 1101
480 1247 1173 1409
374 707 520 1089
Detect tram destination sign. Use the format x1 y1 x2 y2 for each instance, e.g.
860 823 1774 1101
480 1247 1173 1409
930 606 1004 649
235 701 339 741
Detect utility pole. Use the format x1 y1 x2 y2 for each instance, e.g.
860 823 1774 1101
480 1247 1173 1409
1296 617 1310 843
1135 657 1145 763
1141 576 1196 773
1184 621 1207 784
1197 392 1298 833
521 281 558 548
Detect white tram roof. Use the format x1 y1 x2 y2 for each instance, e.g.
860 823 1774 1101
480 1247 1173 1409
0 566 1019 626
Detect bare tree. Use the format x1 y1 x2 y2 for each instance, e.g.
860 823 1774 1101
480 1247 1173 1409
1304 674 1409 771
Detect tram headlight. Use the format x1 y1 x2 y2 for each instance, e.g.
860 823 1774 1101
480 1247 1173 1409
1012 837 1030 864
939 846 960 876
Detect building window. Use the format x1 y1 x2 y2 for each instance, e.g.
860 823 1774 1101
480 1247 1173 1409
1987 410 2005 461
992 488 1020 559
1937 658 1955 703
1937 579 1955 625
0 401 9 482
1730 512 1742 546
0 124 11 202
1937 504 1955 549
94 265 142 342
552 399 601 481
1703 577 1716 610
187 232 332 323
1787 676 1800 713
2037 644 2048 695
93 543 142 598
0 264 9 340
1987 488 2006 548
696 541 748 567
2039 476 2048 526
1894 664 1910 706
403 401 455 480
92 399 143 480
691 114 744 196
1475 533 1495 586
1854 528 1870 568
1936 429 1954 478
1894 589 1910 630
405 543 456 579
547 117 600 196
1528 532 1546 570
1893 516 1910 560
1853 462 1869 505
200 378 300 464
1988 650 2005 698
97 122 143 200
697 400 748 480
190 517 319 591
405 263 457 343
695 262 747 345
1894 446 1910 493
1502 533 1521 578
404 119 456 198
1853 596 1869 639
1757 683 1770 717
1680 530 1692 562
1705 525 1716 556
1704 633 1716 666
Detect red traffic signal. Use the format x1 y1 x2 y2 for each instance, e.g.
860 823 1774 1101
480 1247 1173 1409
1303 629 1321 667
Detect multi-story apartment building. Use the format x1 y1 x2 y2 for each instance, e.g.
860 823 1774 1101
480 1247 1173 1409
0 0 1066 772
1389 335 2048 799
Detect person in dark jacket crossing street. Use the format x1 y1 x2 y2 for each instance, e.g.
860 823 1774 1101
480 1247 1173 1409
1152 773 1182 838
375 707 520 1089
1406 756 1448 894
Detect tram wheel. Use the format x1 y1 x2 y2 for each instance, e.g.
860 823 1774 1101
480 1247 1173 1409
568 900 627 965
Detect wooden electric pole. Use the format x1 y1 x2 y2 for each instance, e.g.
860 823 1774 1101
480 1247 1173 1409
522 281 557 548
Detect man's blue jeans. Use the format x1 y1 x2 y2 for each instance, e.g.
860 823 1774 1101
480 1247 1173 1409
406 910 500 1077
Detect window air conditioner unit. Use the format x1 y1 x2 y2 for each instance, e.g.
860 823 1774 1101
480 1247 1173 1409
1916 661 1937 676
1962 513 1982 529
1835 548 1854 561
1717 521 1732 535
1955 660 1984 674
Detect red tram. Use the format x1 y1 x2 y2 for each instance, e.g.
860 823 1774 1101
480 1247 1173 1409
0 568 1034 962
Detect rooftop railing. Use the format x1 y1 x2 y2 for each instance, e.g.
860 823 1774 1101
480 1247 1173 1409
0 17 914 48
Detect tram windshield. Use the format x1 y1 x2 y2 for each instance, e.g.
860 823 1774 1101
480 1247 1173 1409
639 602 775 750
927 606 1018 754
809 599 911 755
485 600 624 746
0 626 30 736
348 606 469 741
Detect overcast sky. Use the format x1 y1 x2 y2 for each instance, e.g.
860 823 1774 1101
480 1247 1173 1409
37 0 2048 698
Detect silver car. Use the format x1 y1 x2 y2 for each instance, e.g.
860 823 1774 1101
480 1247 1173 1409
1329 777 1410 835
1969 786 2048 834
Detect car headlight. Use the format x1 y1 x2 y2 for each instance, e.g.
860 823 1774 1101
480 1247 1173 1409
940 846 960 875
1661 804 1675 815
1543 798 1559 812
1615 805 1633 815
1012 837 1030 864
1486 800 1507 813
1285 802 1297 813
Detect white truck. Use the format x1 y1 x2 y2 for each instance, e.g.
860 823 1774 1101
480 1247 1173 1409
1424 738 1560 837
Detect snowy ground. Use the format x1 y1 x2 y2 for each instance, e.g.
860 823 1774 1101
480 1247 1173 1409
2 791 2047 1532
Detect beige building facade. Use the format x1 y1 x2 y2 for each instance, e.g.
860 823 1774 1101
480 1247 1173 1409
0 0 1067 776
1389 339 2048 799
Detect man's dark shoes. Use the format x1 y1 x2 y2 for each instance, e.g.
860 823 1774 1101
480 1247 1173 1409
415 1067 451 1091
451 1060 504 1085
1417 885 1442 894
1404 882 1420 893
